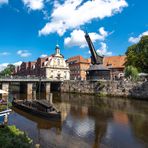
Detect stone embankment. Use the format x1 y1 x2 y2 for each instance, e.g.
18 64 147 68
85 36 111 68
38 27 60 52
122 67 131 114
60 80 148 99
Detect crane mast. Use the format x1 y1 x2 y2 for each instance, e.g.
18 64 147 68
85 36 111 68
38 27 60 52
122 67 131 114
85 32 103 65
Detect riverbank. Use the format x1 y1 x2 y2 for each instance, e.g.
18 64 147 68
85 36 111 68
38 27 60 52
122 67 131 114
61 80 148 99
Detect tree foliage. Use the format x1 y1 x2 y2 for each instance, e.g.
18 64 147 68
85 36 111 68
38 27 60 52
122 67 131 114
125 65 139 81
125 35 148 73
0 64 15 77
0 125 32 148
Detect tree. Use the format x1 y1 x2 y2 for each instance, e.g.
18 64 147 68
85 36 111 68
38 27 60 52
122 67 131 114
125 35 148 73
0 64 15 77
125 65 139 81
7 64 15 71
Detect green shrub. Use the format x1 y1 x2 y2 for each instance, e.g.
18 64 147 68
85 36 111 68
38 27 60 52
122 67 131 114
125 65 139 81
96 92 107 97
0 105 7 111
0 125 33 148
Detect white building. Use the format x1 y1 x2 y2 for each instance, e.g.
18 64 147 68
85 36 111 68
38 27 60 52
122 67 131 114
45 45 70 80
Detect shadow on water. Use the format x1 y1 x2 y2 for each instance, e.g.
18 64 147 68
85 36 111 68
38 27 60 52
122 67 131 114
12 107 62 130
8 92 148 148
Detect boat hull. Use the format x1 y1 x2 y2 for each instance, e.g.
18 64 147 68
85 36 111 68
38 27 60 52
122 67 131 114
12 101 61 121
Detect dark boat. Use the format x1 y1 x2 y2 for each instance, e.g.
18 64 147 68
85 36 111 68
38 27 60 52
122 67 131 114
12 107 62 130
12 99 61 121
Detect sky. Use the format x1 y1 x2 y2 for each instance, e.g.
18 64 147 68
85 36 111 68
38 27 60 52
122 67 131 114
0 0 148 70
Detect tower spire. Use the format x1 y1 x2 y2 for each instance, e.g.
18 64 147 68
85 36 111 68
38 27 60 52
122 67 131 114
55 44 60 55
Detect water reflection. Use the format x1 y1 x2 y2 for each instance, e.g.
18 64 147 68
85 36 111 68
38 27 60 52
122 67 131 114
102 112 143 148
8 93 148 148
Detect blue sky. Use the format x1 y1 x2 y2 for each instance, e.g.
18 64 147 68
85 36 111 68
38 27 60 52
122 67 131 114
0 0 147 70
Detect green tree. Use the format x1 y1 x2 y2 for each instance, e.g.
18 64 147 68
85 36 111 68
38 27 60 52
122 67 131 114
125 65 139 81
125 35 148 73
7 64 15 71
0 64 15 77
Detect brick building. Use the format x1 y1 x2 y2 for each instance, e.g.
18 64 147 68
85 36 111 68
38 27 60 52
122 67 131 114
15 45 70 80
66 55 126 80
103 55 126 80
66 56 91 80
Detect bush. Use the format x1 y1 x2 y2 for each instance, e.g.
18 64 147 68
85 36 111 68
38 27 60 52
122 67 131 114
125 66 139 81
0 105 7 111
0 125 33 148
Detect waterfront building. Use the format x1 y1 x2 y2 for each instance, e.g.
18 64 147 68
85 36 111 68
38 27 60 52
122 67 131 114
66 55 126 80
18 62 29 76
66 56 91 80
103 55 126 80
28 61 36 76
15 45 70 80
44 45 70 80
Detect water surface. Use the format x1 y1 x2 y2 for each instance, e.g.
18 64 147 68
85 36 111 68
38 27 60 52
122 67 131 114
8 93 148 148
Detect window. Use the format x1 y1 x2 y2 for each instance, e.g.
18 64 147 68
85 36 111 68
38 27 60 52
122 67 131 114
57 59 60 65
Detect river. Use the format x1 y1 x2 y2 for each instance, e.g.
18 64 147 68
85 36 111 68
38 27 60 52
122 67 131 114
7 93 148 148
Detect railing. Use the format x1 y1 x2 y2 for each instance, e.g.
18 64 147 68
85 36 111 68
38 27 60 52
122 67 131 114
0 76 45 79
0 76 63 82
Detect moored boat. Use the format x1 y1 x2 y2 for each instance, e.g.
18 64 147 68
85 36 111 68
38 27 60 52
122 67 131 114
12 99 61 121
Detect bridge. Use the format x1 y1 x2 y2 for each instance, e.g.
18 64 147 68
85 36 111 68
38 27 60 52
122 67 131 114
0 77 63 99
0 76 63 82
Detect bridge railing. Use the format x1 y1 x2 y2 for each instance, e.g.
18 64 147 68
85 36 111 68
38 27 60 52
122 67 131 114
0 76 64 82
0 75 46 79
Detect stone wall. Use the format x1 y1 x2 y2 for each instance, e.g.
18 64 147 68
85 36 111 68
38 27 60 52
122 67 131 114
60 80 148 99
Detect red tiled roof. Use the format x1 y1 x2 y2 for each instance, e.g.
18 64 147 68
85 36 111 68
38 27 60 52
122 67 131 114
103 55 126 68
67 55 90 64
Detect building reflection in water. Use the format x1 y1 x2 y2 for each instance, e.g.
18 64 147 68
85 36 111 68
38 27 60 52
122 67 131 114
8 92 148 148
102 111 144 148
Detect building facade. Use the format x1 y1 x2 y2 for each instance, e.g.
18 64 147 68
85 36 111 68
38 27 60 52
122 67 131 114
66 55 126 80
15 45 70 80
45 45 70 80
66 56 91 80
103 55 126 80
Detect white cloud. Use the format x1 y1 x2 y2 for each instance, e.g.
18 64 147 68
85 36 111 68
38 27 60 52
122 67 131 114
0 52 10 56
17 50 31 57
0 0 8 5
128 31 148 43
39 0 128 36
64 27 108 48
96 42 112 56
0 63 8 71
22 0 44 10
40 54 48 58
0 61 22 72
88 42 112 56
13 61 22 66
